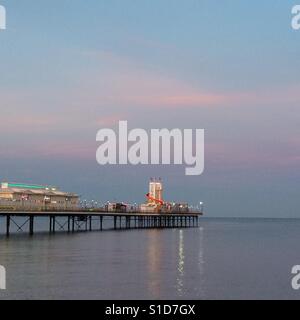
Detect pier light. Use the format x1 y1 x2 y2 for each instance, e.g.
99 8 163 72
199 202 204 212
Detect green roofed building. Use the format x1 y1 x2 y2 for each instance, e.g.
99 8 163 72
0 182 79 211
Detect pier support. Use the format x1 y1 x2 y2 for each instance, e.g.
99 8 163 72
6 215 10 237
53 216 56 233
89 216 92 231
49 216 52 233
100 216 103 231
1 212 201 236
29 216 34 236
67 216 71 233
114 216 117 230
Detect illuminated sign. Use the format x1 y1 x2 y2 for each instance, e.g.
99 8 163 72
3 183 56 190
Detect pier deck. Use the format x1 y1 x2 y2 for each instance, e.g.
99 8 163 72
0 211 201 236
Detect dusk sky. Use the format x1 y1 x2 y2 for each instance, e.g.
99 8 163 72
0 0 299 217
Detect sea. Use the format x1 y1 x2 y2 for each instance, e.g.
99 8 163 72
0 217 300 300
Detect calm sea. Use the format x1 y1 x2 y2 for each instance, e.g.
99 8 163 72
0 217 300 300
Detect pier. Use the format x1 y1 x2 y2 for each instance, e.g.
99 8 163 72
0 211 201 237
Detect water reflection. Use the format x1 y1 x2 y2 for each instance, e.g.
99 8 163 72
176 227 206 298
176 230 185 296
197 226 206 298
146 229 162 298
145 227 206 299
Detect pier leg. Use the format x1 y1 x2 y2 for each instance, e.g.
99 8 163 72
6 215 10 237
100 216 103 231
49 216 52 233
53 216 56 233
29 216 34 236
29 216 34 235
72 216 75 232
114 216 117 230
89 216 92 231
67 216 71 233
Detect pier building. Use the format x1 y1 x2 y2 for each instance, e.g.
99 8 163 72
0 182 79 211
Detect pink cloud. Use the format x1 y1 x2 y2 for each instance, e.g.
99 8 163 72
79 50 300 110
95 115 124 127
206 139 300 171
0 114 60 134
0 141 95 160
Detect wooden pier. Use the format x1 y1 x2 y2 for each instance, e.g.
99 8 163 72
0 211 201 237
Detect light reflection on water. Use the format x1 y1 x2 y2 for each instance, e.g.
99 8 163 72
1 218 300 299
197 227 205 299
176 230 185 296
146 229 162 299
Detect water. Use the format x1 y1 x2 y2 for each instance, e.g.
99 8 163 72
0 218 300 300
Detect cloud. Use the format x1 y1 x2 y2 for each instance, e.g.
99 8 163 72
1 49 299 165
79 50 300 110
